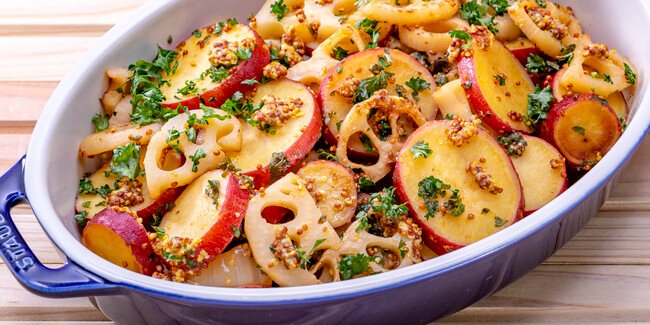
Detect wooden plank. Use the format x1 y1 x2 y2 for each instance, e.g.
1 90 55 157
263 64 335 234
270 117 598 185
548 211 650 265
0 1 146 36
0 81 55 128
444 264 650 322
0 37 98 81
0 265 107 321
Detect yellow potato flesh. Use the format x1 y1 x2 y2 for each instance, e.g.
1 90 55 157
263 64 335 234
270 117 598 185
82 224 143 273
473 40 533 131
227 79 315 172
396 121 522 246
510 136 566 212
159 170 227 239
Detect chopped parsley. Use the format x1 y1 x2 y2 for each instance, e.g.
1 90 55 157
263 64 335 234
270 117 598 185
355 18 381 49
536 0 547 8
205 179 220 206
443 189 465 216
624 63 637 85
332 46 349 60
409 140 432 159
317 148 338 161
460 0 498 33
398 239 407 258
189 148 207 173
418 176 450 219
220 91 264 129
572 125 586 136
358 176 375 190
192 29 202 38
202 66 230 83
524 86 555 126
177 80 198 96
525 54 559 74
619 115 628 131
494 216 508 227
270 0 289 21
449 30 472 50
485 0 509 15
235 48 253 61
359 134 377 153
91 114 110 132
241 78 259 85
557 44 576 65
309 239 327 256
354 70 394 103
444 113 455 120
370 187 409 220
497 132 527 156
405 76 431 101
590 71 614 84
75 211 88 227
339 253 372 280
230 225 241 238
106 143 142 180
79 177 96 195
494 74 506 86
153 226 166 239
129 45 179 126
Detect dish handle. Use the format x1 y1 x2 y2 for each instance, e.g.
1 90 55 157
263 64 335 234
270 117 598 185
0 156 120 298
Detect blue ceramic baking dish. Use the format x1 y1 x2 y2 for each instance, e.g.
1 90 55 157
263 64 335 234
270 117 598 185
0 0 649 323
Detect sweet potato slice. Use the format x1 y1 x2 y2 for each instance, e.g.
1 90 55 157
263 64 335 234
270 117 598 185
227 78 322 188
156 170 249 269
82 208 157 275
552 67 628 118
458 29 535 133
540 94 622 169
507 135 567 215
320 48 437 155
160 22 269 110
296 160 358 228
394 118 524 255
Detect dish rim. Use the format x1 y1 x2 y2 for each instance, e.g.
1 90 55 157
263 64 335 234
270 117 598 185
22 0 650 304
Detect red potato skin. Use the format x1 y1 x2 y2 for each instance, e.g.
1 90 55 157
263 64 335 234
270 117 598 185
510 47 540 66
458 57 533 135
136 186 185 224
539 93 623 168
162 28 270 111
82 208 158 275
192 175 250 264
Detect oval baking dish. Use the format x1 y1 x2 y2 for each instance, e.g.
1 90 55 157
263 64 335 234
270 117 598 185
0 0 649 323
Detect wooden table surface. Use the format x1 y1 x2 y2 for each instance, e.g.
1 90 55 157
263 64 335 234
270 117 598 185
2 1 650 323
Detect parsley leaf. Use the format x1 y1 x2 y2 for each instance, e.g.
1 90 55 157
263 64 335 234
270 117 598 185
129 45 179 126
497 132 527 156
572 125 586 135
359 134 377 153
624 63 637 85
418 176 450 219
339 253 372 280
409 140 432 159
443 189 465 216
370 187 409 220
317 148 338 162
355 18 381 49
525 54 559 74
75 210 88 227
332 46 349 60
205 179 220 206
91 114 110 132
358 176 375 190
235 48 253 61
189 148 207 173
230 225 241 238
78 177 96 195
449 30 472 50
177 80 198 96
354 70 394 103
309 239 327 256
270 0 289 21
460 0 498 33
494 74 506 86
398 239 407 258
405 76 431 101
590 71 614 84
494 216 508 227
536 0 547 8
525 86 555 126
485 0 509 15
557 44 576 65
107 143 141 180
